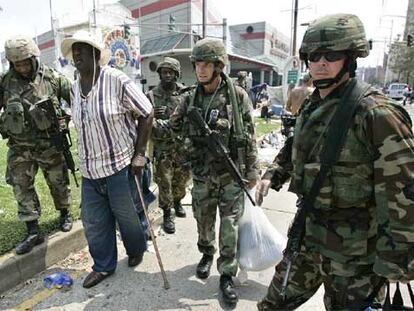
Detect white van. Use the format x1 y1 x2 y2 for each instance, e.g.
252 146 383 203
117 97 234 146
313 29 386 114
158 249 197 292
388 83 407 100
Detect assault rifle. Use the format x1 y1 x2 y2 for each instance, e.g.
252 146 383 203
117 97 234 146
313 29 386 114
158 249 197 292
187 108 255 206
37 99 79 187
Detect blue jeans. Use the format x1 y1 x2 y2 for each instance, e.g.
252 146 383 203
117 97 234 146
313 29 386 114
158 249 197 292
81 166 147 273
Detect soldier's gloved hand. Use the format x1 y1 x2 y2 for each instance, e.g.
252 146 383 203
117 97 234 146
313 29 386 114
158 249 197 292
255 179 272 206
154 106 167 119
130 154 146 175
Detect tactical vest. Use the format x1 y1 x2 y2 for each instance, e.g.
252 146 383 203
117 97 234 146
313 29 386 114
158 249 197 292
291 81 414 279
186 75 247 182
292 85 380 263
149 83 187 142
0 65 63 144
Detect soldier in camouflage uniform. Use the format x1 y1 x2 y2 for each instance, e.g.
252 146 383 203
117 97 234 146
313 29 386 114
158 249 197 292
147 57 191 234
165 38 259 306
0 36 73 255
235 70 248 92
255 14 414 310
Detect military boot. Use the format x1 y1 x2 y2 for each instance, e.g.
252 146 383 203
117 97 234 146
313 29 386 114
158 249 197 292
196 254 213 279
174 202 186 218
15 220 45 255
220 274 238 306
163 209 175 234
60 209 73 232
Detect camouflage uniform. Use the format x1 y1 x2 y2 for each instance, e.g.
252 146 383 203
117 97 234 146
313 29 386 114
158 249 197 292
235 71 248 92
169 39 259 277
0 36 72 224
258 14 414 311
148 58 191 221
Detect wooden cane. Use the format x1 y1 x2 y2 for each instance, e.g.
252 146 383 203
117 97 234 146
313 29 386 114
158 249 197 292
134 174 170 290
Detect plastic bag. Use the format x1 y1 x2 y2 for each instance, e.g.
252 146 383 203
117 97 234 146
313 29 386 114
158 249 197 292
43 272 73 289
238 190 286 271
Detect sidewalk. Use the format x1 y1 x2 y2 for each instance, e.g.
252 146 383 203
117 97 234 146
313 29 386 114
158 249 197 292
0 185 161 294
0 145 281 295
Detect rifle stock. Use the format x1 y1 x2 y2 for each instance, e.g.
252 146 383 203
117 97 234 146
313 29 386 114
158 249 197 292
187 108 255 206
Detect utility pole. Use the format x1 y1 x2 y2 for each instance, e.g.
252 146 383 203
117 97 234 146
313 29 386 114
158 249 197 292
202 0 207 38
92 0 97 30
291 0 298 56
49 0 54 36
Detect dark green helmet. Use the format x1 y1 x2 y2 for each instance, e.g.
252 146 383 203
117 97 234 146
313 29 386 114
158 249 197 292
299 14 370 61
156 57 181 77
190 38 228 65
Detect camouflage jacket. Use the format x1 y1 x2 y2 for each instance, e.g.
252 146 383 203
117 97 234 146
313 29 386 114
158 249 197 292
0 64 71 148
170 76 259 184
147 82 188 154
266 79 414 280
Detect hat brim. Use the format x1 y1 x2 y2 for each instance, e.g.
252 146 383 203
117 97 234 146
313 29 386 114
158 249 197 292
61 37 111 66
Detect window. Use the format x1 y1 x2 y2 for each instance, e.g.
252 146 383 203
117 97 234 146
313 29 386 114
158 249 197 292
246 26 254 33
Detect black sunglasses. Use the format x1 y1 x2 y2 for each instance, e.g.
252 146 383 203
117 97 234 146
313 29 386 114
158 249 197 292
308 51 347 62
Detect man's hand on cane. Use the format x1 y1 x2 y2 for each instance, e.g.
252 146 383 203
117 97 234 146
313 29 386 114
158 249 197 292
130 154 146 175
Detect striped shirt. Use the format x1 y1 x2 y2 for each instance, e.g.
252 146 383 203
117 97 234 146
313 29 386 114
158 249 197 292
70 66 152 179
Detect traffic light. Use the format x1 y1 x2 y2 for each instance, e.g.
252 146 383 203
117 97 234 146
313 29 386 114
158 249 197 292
124 24 131 39
168 14 176 31
408 34 413 47
368 39 373 50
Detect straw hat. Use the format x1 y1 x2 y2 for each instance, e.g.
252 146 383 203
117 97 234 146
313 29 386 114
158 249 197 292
61 30 111 66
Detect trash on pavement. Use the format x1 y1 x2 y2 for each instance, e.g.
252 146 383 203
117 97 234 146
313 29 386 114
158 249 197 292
43 272 73 289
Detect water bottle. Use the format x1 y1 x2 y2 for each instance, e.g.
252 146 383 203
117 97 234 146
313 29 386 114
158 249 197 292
43 272 73 289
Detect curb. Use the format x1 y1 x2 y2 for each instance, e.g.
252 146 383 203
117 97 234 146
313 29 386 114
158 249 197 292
0 185 161 294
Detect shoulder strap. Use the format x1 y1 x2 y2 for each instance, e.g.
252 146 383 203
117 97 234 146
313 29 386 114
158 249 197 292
306 79 371 206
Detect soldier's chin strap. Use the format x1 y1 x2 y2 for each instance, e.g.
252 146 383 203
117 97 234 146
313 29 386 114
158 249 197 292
312 65 348 89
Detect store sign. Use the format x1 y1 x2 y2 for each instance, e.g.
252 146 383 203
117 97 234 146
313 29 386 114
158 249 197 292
104 29 139 70
287 70 298 85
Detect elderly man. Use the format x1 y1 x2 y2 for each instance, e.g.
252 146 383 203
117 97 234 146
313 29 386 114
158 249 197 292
61 31 153 288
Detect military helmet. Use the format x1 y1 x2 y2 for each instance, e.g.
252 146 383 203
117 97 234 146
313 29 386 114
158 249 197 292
5 35 40 63
156 57 181 77
237 71 248 78
299 14 370 61
190 38 228 65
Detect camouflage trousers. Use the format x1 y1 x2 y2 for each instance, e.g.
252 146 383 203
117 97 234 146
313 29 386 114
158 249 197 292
6 146 72 222
257 250 385 311
153 151 191 211
191 178 244 276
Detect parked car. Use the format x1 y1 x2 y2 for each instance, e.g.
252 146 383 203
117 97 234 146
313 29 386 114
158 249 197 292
388 83 408 100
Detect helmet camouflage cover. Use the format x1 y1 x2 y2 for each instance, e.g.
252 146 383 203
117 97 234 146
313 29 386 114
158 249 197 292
5 35 40 63
190 38 228 65
299 14 370 61
156 57 181 77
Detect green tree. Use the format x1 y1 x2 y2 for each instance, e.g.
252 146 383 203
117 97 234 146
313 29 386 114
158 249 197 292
389 42 414 85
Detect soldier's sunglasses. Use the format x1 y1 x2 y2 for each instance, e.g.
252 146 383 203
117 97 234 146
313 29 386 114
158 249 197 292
308 51 347 62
